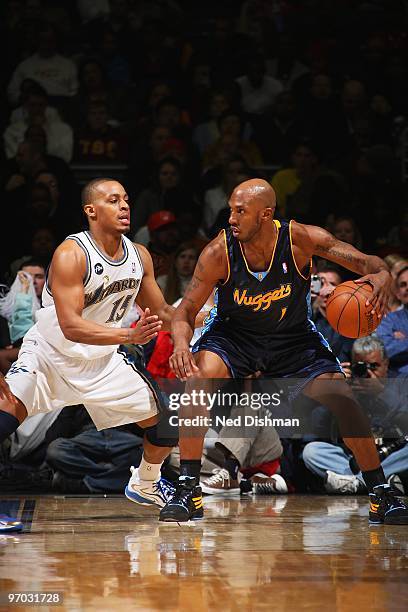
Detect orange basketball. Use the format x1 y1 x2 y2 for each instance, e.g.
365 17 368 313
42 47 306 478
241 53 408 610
325 281 380 338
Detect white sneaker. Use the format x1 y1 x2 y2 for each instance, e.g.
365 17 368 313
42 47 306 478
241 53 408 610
201 468 240 495
125 466 175 508
325 470 363 494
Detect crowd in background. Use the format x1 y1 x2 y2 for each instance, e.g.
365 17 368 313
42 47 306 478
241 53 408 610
0 0 407 496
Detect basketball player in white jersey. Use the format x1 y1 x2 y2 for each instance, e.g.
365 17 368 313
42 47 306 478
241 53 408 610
0 178 182 519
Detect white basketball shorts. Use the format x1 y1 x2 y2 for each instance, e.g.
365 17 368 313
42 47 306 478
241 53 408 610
5 330 158 430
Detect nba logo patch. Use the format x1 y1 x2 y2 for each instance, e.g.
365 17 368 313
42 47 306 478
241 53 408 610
282 262 288 274
132 262 136 274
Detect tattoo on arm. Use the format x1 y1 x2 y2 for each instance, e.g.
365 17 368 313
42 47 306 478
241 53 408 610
315 245 354 262
182 297 198 307
185 275 203 292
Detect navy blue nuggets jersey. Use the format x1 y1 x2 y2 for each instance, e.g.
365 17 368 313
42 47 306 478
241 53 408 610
194 219 342 381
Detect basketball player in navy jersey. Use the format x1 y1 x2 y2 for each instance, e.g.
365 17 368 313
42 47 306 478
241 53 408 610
0 178 184 531
160 178 408 525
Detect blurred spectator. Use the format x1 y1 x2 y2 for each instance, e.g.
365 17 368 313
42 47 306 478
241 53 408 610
46 410 146 494
265 33 309 89
193 90 231 156
77 0 110 24
200 405 286 495
73 102 128 163
0 260 45 374
311 263 354 363
175 209 209 253
184 58 213 123
7 24 78 106
271 140 347 223
9 79 62 125
130 157 199 235
95 26 132 87
202 157 252 236
384 254 408 312
157 242 199 304
127 124 172 192
235 54 283 117
1 139 76 215
136 80 174 135
385 210 408 257
383 52 408 116
294 73 345 162
4 88 73 163
7 225 57 283
252 90 307 166
376 266 408 375
202 110 262 172
344 144 404 250
154 96 191 143
19 182 79 245
144 210 180 277
332 216 363 250
71 58 126 126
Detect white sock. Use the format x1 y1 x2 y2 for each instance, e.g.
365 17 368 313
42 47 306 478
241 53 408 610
136 456 162 481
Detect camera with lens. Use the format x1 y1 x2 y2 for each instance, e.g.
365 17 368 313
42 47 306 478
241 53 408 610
310 274 322 295
349 435 408 473
351 361 378 378
351 361 369 377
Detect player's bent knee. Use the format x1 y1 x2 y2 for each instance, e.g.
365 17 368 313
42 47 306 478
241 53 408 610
145 422 178 448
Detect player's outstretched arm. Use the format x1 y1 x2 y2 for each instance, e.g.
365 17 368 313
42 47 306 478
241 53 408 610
292 222 391 316
50 242 161 345
170 235 228 380
135 244 175 331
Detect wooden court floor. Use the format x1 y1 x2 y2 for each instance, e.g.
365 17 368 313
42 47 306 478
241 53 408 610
0 494 407 611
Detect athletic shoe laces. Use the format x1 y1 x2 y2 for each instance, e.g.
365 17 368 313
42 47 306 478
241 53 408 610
205 469 230 486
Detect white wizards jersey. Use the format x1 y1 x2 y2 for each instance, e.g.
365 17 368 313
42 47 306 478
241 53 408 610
35 231 144 359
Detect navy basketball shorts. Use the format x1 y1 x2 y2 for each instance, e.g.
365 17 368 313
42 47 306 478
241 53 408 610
192 322 343 396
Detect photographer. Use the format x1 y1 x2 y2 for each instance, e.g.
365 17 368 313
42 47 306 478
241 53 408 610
302 336 408 494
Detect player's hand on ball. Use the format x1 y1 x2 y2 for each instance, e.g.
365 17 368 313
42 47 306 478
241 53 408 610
169 347 199 381
355 270 391 317
128 308 162 345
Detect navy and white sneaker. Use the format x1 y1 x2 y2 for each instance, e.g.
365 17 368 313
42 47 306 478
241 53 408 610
369 483 408 525
159 475 204 522
125 466 175 509
0 515 23 533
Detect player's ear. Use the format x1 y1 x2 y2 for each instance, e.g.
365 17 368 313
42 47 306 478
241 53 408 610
262 207 273 220
83 204 96 219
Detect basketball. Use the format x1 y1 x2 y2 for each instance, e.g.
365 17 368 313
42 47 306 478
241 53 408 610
326 281 380 338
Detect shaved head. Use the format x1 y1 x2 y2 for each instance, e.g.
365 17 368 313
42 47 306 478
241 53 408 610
81 177 118 206
232 178 276 209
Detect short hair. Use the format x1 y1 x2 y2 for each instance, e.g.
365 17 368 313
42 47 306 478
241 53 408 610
20 258 46 271
315 260 345 281
81 178 116 207
352 335 386 360
396 265 408 283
